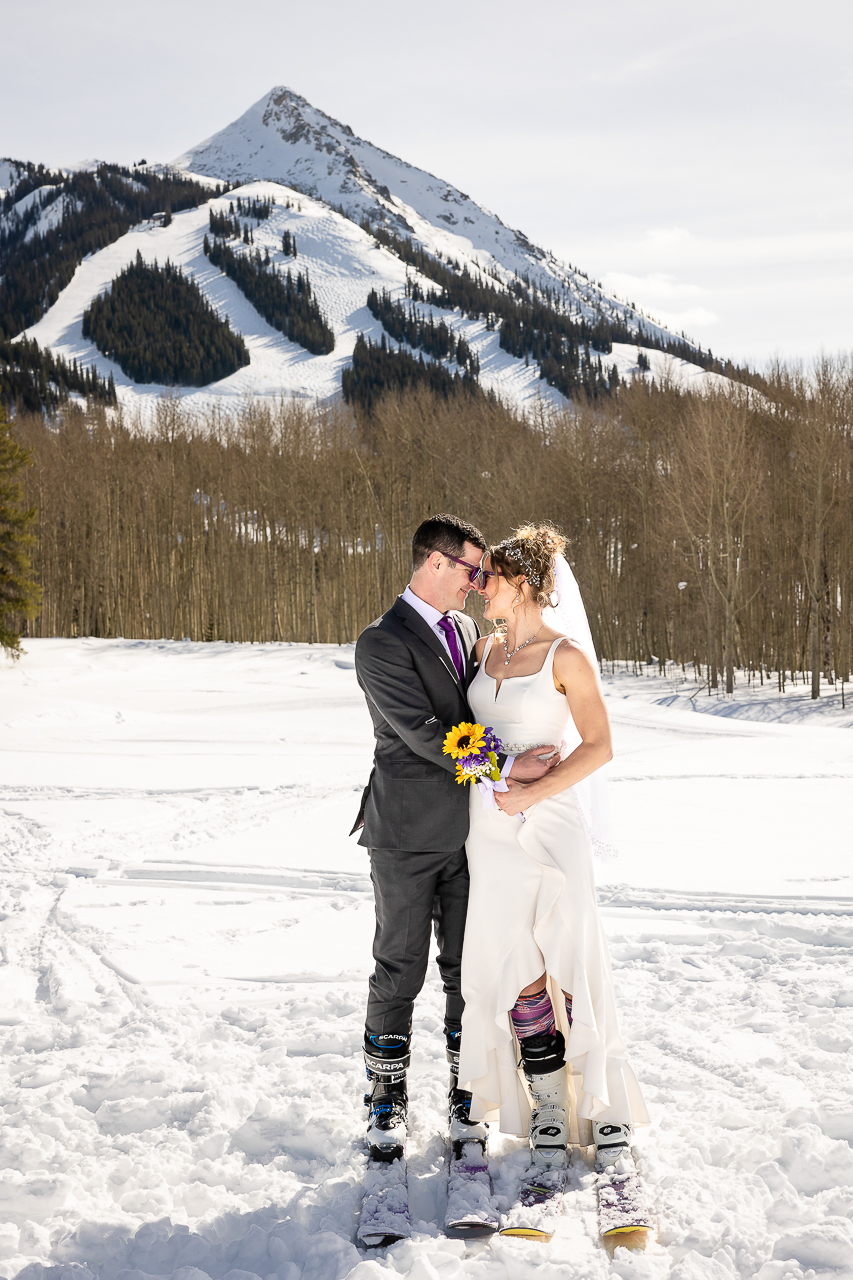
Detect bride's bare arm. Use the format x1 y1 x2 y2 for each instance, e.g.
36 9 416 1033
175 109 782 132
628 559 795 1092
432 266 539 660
495 641 612 815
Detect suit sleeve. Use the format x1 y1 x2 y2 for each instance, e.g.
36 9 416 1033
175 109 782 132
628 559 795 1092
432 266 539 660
355 625 457 774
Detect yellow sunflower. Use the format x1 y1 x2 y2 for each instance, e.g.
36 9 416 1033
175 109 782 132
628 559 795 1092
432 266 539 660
455 762 474 785
443 722 486 759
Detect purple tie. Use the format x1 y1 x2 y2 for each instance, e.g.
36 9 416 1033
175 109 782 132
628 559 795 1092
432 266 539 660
437 616 465 683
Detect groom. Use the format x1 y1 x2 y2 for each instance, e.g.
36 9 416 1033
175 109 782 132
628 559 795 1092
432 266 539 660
352 513 553 1160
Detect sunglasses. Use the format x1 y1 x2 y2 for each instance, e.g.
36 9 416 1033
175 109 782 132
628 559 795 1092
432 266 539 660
444 554 495 589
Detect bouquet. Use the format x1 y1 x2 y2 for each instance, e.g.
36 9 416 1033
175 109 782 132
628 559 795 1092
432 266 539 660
442 722 504 786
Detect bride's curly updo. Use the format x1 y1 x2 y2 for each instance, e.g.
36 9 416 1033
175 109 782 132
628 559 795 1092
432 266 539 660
490 522 566 608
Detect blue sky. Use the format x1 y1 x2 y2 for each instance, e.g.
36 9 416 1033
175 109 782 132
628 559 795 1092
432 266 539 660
3 0 851 364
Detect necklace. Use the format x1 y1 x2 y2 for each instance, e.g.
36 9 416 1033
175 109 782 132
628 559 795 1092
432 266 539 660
503 626 542 665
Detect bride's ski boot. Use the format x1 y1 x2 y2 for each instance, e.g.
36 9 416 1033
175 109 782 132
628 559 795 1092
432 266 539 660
593 1121 634 1170
497 1031 569 1238
520 1031 569 1169
363 1033 410 1162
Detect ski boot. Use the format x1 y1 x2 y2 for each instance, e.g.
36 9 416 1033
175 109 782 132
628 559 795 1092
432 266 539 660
445 1028 488 1156
593 1121 634 1171
363 1032 410 1163
519 1030 569 1170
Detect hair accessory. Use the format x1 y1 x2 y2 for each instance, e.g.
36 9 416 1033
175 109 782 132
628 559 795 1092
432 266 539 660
495 537 544 587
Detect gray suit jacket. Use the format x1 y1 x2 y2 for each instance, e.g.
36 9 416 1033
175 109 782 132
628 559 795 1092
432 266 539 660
353 595 481 852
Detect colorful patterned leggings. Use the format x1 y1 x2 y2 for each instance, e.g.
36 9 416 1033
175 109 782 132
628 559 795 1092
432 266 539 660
510 984 573 1039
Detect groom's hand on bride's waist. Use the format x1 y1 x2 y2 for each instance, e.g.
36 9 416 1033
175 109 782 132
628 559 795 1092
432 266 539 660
508 746 559 782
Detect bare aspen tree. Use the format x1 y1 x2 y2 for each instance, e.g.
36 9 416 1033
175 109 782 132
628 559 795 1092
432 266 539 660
8 366 852 692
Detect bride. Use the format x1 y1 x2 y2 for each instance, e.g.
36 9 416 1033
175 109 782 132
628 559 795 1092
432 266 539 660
458 523 649 1173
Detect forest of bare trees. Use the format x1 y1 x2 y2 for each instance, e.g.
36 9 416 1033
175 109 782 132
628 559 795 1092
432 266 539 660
8 358 853 698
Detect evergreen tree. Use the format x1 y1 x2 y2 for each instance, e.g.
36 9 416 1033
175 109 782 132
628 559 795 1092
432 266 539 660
207 240 334 355
0 407 41 658
0 164 224 341
82 252 249 385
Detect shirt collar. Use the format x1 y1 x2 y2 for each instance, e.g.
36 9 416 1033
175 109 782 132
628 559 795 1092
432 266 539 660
401 584 449 630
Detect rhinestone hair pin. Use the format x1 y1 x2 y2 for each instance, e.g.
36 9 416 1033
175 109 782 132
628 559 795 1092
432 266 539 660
496 538 543 587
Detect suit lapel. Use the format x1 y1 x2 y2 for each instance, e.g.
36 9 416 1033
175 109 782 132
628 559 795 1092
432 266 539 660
392 597 463 691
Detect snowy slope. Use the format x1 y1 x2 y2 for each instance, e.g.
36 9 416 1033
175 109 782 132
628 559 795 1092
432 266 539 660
0 159 28 198
21 180 569 414
174 87 669 340
6 90 726 414
21 179 723 419
1 640 852 1280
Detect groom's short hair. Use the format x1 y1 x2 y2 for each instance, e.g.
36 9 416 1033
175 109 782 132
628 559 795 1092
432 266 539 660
412 514 486 571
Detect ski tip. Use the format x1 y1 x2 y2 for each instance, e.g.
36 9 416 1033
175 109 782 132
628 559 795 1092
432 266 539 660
499 1227 554 1241
601 1226 652 1254
368 1145 405 1164
445 1222 498 1238
358 1231 410 1248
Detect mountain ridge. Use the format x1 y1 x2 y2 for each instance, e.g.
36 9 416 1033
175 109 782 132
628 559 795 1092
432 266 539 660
1 88 731 417
173 86 674 344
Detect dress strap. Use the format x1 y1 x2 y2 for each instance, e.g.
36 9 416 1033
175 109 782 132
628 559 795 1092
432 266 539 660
538 635 568 678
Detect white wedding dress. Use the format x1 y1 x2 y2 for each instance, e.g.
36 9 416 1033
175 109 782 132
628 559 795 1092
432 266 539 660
458 635 649 1139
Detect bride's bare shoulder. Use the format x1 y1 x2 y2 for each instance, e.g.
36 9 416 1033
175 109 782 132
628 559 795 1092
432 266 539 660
539 625 573 647
552 636 597 684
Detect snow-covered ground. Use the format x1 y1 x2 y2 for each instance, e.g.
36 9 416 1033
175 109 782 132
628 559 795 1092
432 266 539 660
1 640 851 1280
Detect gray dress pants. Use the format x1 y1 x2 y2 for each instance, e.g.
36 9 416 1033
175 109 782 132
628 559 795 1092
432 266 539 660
365 846 469 1038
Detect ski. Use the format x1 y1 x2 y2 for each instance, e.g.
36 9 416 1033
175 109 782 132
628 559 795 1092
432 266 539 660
597 1157 654 1254
445 1138 499 1235
498 1165 566 1240
357 1155 411 1248
359 1034 411 1247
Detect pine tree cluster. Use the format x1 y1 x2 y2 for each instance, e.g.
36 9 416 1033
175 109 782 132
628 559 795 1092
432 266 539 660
0 164 227 341
0 336 116 414
0 160 64 215
208 196 273 245
281 230 298 258
341 333 480 414
366 288 480 377
82 252 249 386
205 238 334 356
365 222 730 400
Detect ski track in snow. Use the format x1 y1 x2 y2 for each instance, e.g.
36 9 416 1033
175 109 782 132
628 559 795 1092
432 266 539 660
1 640 852 1280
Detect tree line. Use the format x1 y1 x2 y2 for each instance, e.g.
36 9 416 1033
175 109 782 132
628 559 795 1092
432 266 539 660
82 253 249 386
204 237 334 355
209 196 274 244
0 164 227 341
365 221 743 399
1 336 116 414
366 288 480 377
342 333 481 414
4 359 851 701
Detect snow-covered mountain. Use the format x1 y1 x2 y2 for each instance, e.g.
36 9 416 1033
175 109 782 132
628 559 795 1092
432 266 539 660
5 88 726 417
173 87 663 340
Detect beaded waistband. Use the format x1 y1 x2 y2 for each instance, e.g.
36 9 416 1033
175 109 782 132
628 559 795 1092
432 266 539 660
502 741 551 755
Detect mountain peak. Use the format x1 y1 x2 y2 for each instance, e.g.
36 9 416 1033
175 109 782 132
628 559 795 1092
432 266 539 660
171 87 678 346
